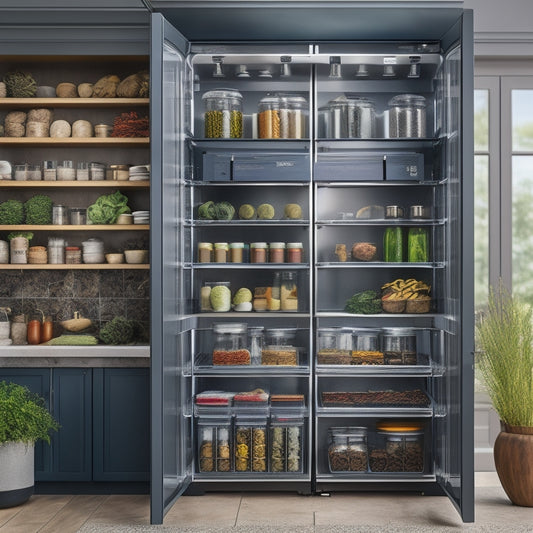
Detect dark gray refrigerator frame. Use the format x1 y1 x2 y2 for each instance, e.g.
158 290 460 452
149 3 474 525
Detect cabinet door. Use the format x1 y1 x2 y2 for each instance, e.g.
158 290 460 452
46 368 92 482
92 368 150 482
0 369 52 479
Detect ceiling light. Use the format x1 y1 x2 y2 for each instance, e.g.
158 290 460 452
355 64 369 78
280 56 292 78
383 65 396 78
235 65 251 78
212 56 225 78
329 56 342 79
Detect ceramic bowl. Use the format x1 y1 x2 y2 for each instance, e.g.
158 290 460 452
124 249 148 264
105 253 124 264
116 214 133 225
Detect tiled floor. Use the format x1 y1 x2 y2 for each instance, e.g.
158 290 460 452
1 473 532 532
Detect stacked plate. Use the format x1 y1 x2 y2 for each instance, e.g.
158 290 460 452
129 164 150 181
81 238 104 264
132 211 150 224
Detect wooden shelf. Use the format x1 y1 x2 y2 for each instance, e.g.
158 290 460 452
0 264 149 270
0 98 149 108
0 224 149 231
0 181 150 188
0 138 149 147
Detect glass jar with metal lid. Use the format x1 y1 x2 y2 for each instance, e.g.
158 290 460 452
287 242 303 263
269 242 285 263
279 94 307 139
328 427 368 472
250 242 268 263
262 327 298 366
346 96 376 138
229 242 244 263
258 94 281 139
382 328 417 365
214 242 229 263
203 89 243 139
212 323 250 365
388 94 427 138
317 327 352 365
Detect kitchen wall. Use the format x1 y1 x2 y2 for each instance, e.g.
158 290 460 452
0 270 149 339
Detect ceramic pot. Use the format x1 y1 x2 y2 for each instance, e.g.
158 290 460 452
0 442 34 508
494 424 533 507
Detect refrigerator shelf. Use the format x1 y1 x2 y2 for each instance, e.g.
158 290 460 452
193 473 310 482
189 263 310 270
315 406 434 417
194 366 310 376
315 473 436 482
315 219 445 226
188 181 311 188
195 312 311 318
316 139 439 149
315 180 443 188
191 139 310 148
315 365 434 377
315 262 444 269
315 312 440 318
189 220 310 226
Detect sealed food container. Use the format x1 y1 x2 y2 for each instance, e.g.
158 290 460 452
270 394 305 409
65 246 82 264
280 272 298 312
203 89 243 139
195 391 234 414
352 329 383 365
250 242 268 263
248 326 264 365
234 416 268 472
26 164 42 181
267 272 281 312
279 94 307 139
106 164 130 181
201 281 231 312
407 227 429 262
76 162 89 181
69 207 87 225
42 160 57 181
52 205 68 225
94 124 112 138
89 162 105 181
346 96 376 138
262 327 298 366
370 421 425 472
382 328 417 365
287 242 303 263
48 237 65 264
229 242 244 263
270 414 304 473
0 240 8 263
214 242 229 263
383 226 404 262
198 242 213 263
197 418 233 473
385 205 404 219
317 327 352 365
212 323 250 365
388 94 427 138
14 163 29 181
328 427 368 472
233 389 269 410
57 160 75 181
258 94 281 139
269 242 285 263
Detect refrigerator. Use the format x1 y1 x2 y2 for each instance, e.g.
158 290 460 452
149 2 474 525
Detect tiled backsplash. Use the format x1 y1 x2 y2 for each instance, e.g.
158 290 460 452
0 270 150 338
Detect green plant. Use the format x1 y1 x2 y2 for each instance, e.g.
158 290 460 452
3 71 37 98
99 316 135 345
24 195 53 224
0 200 24 225
476 284 533 427
7 231 33 241
344 290 382 314
0 381 58 445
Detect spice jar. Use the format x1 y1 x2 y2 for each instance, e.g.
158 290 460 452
57 160 75 181
198 242 213 263
286 242 303 264
388 94 427 138
214 242 229 263
382 328 417 365
328 427 368 472
229 242 244 263
65 246 82 264
280 272 298 312
212 323 250 365
269 242 285 263
203 89 243 139
258 94 281 139
52 205 68 225
250 242 268 263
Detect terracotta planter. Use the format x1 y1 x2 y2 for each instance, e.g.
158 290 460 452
494 424 533 507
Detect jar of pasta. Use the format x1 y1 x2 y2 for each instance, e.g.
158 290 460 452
258 94 281 139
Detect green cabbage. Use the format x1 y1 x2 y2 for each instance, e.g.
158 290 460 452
198 201 216 220
88 191 131 225
233 288 252 305
214 201 235 220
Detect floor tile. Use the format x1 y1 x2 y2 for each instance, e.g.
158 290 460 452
40 494 107 533
165 493 241 527
84 495 149 526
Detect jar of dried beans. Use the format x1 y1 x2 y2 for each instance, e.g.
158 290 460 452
328 427 368 472
203 89 243 139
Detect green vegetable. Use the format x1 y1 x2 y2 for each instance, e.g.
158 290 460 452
3 71 37 98
344 290 382 314
88 191 131 225
7 232 33 241
0 200 24 225
407 228 429 262
383 227 403 262
24 195 53 225
257 203 275 220
233 288 252 305
42 335 98 346
214 201 235 220
210 285 231 312
198 201 216 220
284 203 302 220
99 316 135 345
238 204 255 220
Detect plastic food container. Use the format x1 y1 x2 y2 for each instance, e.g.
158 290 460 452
76 162 90 181
234 417 268 472
69 208 87 225
47 237 65 264
248 326 264 365
262 328 298 366
233 390 269 410
203 89 243 139
212 323 250 365
52 205 68 225
258 94 281 139
328 96 375 139
197 418 233 473
195 391 235 408
106 164 130 181
42 160 57 181
317 327 352 365
370 421 425 473
89 162 105 181
382 328 417 365
280 272 298 312
388 94 427 138
57 160 75 181
328 427 368 472
270 414 304 473
352 329 383 365
198 242 213 263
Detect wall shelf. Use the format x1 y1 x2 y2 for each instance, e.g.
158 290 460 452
0 98 149 108
0 138 149 147
0 264 149 270
0 224 149 231
0 181 150 189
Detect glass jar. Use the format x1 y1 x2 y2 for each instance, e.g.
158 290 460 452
388 94 427 138
262 327 298 366
65 246 82 264
0 240 8 264
268 272 281 312
382 328 417 365
212 323 250 365
57 160 75 181
69 207 87 225
52 205 68 225
385 205 404 219
248 326 264 366
328 98 349 139
317 327 352 365
346 96 376 138
383 226 404 262
42 160 57 181
203 89 243 139
328 427 368 472
269 242 285 263
286 242 303 263
14 163 29 181
76 162 90 181
229 242 244 263
407 227 429 263
214 242 229 263
89 162 105 181
106 164 130 181
250 242 268 263
201 281 231 312
258 94 281 139
27 164 42 181
198 242 213 263
280 272 298 312
270 415 304 473
47 237 65 264
279 94 307 139
352 329 383 365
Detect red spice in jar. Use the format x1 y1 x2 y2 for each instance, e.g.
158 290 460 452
287 242 303 263
213 349 251 365
269 242 285 263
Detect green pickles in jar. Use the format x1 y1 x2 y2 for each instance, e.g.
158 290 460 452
407 227 429 262
383 227 404 262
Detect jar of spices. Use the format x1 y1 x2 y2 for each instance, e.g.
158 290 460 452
287 242 303 263
258 94 281 139
280 272 298 312
202 89 243 139
198 242 213 263
269 242 285 263
250 242 268 263
214 242 229 263
229 242 244 263
65 246 82 264
52 205 68 225
212 323 250 365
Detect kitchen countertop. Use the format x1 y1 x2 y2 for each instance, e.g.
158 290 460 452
0 345 150 367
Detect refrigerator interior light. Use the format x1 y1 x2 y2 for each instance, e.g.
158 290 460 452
212 56 225 78
236 64 251 78
258 69 273 78
383 64 395 77
280 55 292 78
329 56 342 79
408 63 421 78
355 64 369 78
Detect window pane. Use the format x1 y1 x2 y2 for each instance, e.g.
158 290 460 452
512 90 533 151
512 156 533 304
474 155 489 309
474 90 488 151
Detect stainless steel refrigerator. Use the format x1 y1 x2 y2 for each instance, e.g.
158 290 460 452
150 1 474 525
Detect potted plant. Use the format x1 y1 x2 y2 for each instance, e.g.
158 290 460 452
476 284 533 506
0 381 58 508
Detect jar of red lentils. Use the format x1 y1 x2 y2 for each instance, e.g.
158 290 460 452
250 242 268 263
287 242 303 263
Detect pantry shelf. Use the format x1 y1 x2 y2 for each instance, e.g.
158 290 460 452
0 181 150 188
0 224 149 231
0 264 149 270
0 137 149 147
0 98 149 108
